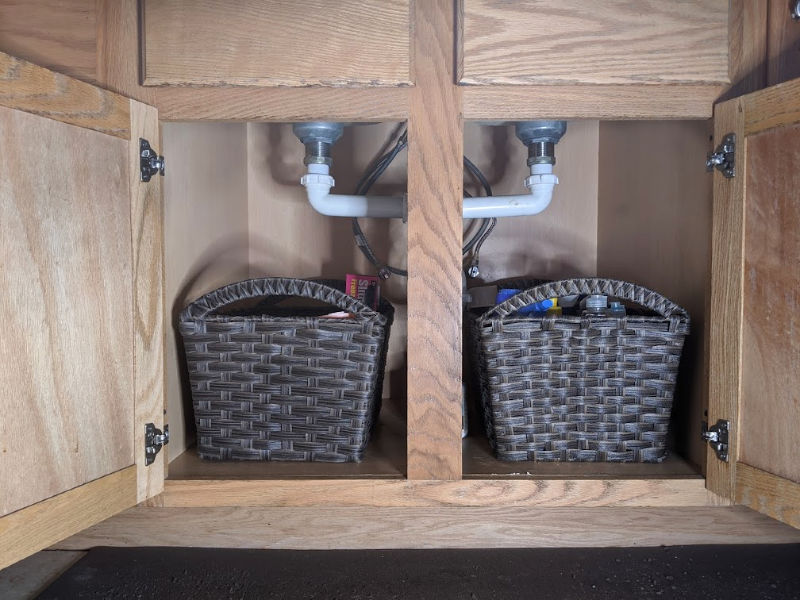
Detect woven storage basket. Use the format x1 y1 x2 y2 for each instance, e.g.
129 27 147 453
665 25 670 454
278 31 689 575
178 277 394 462
469 278 689 462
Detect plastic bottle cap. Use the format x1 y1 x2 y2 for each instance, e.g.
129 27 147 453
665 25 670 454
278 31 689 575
585 295 607 309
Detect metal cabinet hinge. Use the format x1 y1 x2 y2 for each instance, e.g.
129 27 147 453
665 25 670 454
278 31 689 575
140 138 165 182
701 419 729 462
144 423 169 466
706 133 735 178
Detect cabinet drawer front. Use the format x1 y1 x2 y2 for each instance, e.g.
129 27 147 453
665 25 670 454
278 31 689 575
142 0 411 88
458 0 729 86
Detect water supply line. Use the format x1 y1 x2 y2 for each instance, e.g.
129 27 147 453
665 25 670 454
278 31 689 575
293 121 567 220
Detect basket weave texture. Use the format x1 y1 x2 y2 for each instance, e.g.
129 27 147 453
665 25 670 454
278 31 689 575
469 278 689 462
179 278 394 462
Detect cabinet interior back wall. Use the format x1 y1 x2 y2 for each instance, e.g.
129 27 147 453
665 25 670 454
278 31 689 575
163 122 409 460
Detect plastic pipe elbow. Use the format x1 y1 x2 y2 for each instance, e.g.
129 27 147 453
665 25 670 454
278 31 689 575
300 170 405 219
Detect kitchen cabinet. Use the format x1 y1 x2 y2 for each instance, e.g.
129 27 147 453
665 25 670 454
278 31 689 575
1 0 800 570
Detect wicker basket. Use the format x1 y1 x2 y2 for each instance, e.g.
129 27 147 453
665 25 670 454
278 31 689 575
469 278 689 462
178 277 394 462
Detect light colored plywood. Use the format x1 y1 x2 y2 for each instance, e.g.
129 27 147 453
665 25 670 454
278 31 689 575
767 0 800 86
130 101 166 500
0 0 97 83
740 123 800 485
464 120 598 283
160 478 720 509
54 505 800 550
0 105 134 516
0 51 129 138
463 85 723 121
597 121 713 473
163 123 250 456
0 467 136 571
459 0 729 86
142 0 411 87
707 97 745 501
736 463 800 529
407 0 463 480
742 77 800 136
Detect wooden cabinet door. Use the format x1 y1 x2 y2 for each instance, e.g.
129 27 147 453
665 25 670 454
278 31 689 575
0 52 166 569
707 77 800 528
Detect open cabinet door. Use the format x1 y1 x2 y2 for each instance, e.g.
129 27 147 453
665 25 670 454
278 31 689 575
0 52 166 569
707 77 800 528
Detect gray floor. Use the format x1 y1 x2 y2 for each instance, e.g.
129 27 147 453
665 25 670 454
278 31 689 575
28 545 800 599
0 551 85 600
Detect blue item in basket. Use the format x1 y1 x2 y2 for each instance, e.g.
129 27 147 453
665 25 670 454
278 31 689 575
496 288 554 315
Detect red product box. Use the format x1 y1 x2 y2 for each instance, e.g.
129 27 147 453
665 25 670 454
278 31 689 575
346 274 380 309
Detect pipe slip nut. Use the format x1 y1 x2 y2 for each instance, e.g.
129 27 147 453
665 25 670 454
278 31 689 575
300 173 335 187
524 173 559 189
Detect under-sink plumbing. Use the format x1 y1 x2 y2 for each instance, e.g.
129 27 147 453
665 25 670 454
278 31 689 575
292 120 567 220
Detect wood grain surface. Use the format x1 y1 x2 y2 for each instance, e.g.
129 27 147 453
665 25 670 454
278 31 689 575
0 0 97 83
159 478 719 509
597 120 713 474
767 0 800 86
406 0 463 480
736 463 800 529
0 51 129 138
739 122 800 485
54 505 800 550
130 101 167 500
706 96 745 501
155 87 410 122
742 77 800 136
463 85 723 121
94 0 155 105
0 467 136 571
142 0 411 87
0 105 134 516
723 0 768 100
458 0 729 85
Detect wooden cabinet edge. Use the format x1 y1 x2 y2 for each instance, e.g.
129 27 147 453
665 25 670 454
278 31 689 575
157 478 717 509
0 466 137 571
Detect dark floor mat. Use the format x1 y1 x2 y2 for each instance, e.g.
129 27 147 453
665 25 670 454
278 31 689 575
38 545 800 600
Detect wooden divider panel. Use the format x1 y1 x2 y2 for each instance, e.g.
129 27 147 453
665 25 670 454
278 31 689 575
406 0 463 480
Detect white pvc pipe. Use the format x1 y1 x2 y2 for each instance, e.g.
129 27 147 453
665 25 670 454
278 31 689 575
463 163 557 219
299 163 558 219
301 164 405 218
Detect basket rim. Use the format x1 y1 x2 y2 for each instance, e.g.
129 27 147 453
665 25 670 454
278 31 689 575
179 277 391 326
477 278 689 326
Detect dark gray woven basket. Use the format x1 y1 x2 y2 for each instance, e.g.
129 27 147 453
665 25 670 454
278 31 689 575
178 277 394 462
469 278 690 462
